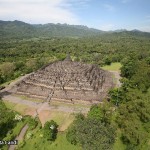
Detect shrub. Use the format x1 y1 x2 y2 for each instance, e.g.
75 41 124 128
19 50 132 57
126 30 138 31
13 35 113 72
43 120 58 141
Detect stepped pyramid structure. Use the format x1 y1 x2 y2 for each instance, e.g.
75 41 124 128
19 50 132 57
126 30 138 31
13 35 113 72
13 56 114 104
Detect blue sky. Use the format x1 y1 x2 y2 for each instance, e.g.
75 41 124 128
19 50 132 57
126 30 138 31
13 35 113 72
0 0 150 31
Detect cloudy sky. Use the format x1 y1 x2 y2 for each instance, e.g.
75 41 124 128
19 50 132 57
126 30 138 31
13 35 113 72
0 0 150 31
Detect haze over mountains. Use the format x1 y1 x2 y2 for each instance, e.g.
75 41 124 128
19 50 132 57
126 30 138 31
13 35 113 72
0 20 150 39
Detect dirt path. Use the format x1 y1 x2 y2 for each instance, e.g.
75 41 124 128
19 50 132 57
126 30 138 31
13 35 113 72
2 94 42 108
9 125 29 150
109 71 121 87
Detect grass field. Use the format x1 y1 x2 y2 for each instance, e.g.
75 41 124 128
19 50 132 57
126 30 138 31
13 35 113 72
101 62 122 71
4 101 29 115
50 101 91 109
2 97 87 149
3 100 35 115
13 94 44 103
20 126 81 150
38 110 76 131
3 100 76 131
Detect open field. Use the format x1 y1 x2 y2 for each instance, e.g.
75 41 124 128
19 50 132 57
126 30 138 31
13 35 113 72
20 130 81 150
50 100 91 109
38 110 75 131
102 62 122 71
13 94 44 103
3 100 80 131
3 101 31 115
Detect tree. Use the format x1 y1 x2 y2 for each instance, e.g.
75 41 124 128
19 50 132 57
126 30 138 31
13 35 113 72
0 62 15 76
121 60 137 79
43 120 58 141
116 89 150 149
67 117 116 150
66 113 85 145
67 109 116 149
131 61 150 92
88 104 103 120
104 56 111 65
109 88 123 106
0 101 15 140
0 62 15 82
25 59 37 73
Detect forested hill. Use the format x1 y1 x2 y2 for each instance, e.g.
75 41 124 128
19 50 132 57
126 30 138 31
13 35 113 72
1 20 150 39
0 20 104 39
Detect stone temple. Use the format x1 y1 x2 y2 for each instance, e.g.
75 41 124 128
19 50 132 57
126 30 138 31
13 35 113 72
13 56 114 104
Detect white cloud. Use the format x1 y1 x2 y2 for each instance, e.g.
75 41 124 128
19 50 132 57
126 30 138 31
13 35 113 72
0 0 87 24
103 4 115 11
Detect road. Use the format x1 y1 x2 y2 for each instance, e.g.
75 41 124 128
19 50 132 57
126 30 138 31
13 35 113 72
9 125 29 150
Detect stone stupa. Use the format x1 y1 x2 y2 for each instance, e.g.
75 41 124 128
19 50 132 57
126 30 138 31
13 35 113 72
12 55 114 104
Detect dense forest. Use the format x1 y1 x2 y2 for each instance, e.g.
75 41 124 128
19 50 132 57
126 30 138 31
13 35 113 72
0 21 150 150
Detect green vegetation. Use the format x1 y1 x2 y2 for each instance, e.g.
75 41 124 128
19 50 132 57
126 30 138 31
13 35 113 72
14 94 44 103
43 120 58 141
66 105 116 150
0 101 16 141
102 62 122 71
0 20 103 40
66 49 150 150
113 131 126 150
0 29 150 85
15 117 80 150
20 131 81 150
3 101 29 115
0 100 31 149
46 111 75 129
112 58 150 149
0 21 150 149
27 117 38 130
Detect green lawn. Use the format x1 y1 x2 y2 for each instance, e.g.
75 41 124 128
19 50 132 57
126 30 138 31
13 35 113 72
47 111 75 131
50 101 91 108
48 132 81 150
101 62 122 71
20 128 81 150
4 101 29 115
14 94 44 103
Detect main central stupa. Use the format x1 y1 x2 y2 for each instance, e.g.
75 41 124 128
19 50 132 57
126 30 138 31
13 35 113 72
13 55 114 104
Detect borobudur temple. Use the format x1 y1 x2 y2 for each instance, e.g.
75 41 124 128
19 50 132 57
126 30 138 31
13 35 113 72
12 56 114 104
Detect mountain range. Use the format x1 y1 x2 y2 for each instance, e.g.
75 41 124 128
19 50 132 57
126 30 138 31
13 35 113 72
0 20 150 39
